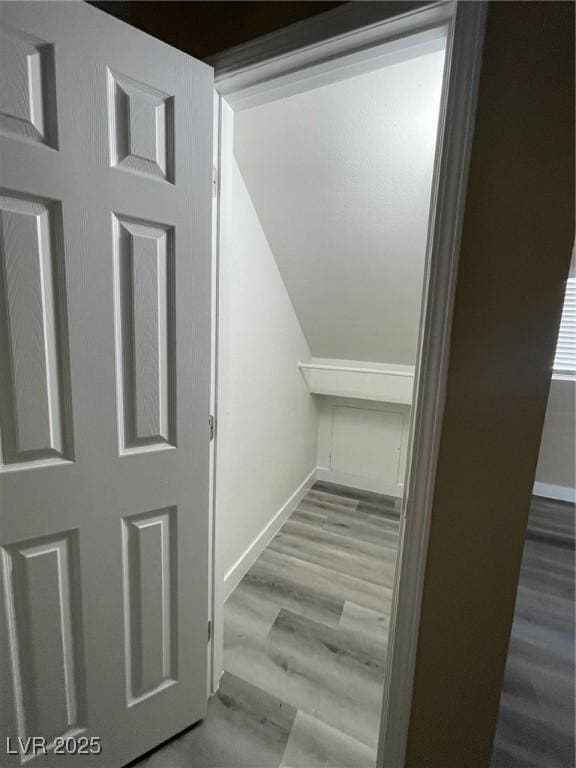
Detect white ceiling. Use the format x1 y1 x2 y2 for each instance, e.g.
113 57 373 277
233 47 446 365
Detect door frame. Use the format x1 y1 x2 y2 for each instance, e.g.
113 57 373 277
207 2 487 765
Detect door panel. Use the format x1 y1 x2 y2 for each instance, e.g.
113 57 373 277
123 507 177 704
3 530 87 746
107 70 175 182
0 193 72 467
0 24 59 148
113 214 176 452
0 2 213 766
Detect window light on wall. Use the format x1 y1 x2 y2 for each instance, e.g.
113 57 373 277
553 275 576 377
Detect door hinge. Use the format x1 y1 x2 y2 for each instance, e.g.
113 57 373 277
209 414 215 441
212 165 218 198
208 620 212 642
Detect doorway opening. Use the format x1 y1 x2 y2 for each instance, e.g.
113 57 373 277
210 19 448 768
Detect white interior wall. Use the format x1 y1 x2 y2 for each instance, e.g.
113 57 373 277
217 157 319 585
534 378 576 501
234 47 446 365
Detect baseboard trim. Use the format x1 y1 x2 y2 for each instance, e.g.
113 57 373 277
223 467 317 600
533 481 576 503
316 466 403 499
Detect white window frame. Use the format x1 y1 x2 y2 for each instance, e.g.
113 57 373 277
207 3 488 766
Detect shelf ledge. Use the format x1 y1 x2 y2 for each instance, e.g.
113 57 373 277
299 358 414 405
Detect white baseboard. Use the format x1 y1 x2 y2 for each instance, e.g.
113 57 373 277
316 466 403 499
223 467 317 600
533 481 576 503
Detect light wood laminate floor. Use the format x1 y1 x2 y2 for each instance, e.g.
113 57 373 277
135 482 400 768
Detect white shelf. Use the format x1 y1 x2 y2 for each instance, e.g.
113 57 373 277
299 358 414 405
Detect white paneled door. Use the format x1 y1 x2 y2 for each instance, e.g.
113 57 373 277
0 3 213 766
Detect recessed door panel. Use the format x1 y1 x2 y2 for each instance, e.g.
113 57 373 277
123 507 177 704
0 193 73 468
107 70 174 182
113 215 176 451
1 531 86 745
0 24 58 148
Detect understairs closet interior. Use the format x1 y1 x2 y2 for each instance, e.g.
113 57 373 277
207 27 447 768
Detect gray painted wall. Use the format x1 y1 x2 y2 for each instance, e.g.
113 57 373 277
535 378 576 492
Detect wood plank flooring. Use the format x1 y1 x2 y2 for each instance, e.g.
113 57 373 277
134 482 400 768
223 484 400 765
491 495 575 768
